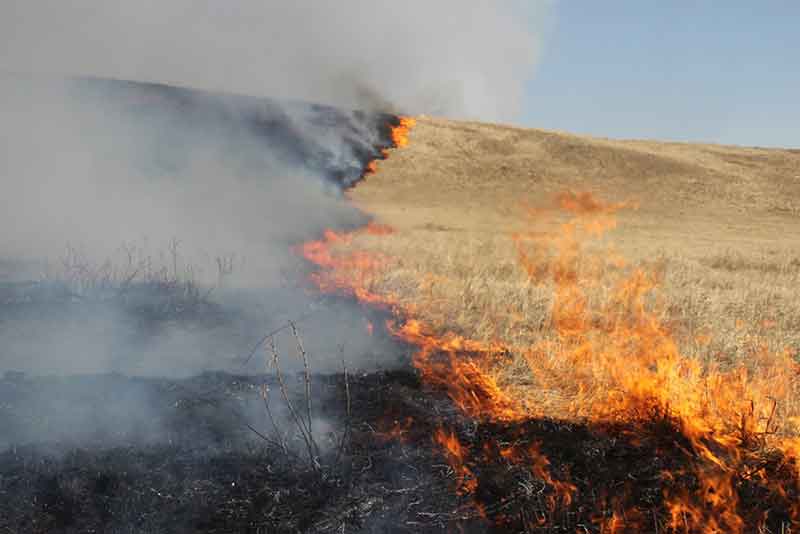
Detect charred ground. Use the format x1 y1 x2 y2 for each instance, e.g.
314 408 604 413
0 78 429 533
5 356 798 533
0 367 471 534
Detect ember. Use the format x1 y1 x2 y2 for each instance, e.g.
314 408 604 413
435 428 477 495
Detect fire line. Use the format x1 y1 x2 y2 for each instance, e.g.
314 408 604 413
296 116 800 532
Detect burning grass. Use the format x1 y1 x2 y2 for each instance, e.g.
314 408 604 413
4 107 799 531
300 162 800 531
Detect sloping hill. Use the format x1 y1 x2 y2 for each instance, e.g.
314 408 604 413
351 116 800 261
333 114 800 386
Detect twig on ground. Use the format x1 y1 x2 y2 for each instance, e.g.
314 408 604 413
269 336 319 470
244 423 304 463
261 384 288 456
335 344 352 465
240 310 317 366
290 320 317 458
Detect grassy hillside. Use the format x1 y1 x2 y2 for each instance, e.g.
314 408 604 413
353 116 800 248
338 116 800 409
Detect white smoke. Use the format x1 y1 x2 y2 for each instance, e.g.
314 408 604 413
0 0 549 122
0 0 547 450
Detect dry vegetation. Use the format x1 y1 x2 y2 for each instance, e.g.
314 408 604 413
343 115 800 418
291 116 800 529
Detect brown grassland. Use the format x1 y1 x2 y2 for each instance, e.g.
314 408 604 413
342 116 800 416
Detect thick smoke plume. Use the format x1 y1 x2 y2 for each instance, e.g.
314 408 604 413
0 2 546 451
0 76 401 448
0 77 396 377
1 1 547 122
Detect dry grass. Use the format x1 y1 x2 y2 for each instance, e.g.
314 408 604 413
348 225 800 386
338 116 800 421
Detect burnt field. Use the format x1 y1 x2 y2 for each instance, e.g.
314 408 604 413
0 77 427 532
4 350 798 533
0 365 466 533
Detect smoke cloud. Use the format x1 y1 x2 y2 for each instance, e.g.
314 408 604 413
0 76 401 451
0 2 547 452
1 1 548 122
0 77 398 379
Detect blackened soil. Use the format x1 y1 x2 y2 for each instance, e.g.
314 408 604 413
0 370 485 534
3 366 798 533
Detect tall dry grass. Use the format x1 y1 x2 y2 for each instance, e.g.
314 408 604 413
337 217 800 422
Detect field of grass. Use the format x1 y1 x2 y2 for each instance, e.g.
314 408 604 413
349 119 800 355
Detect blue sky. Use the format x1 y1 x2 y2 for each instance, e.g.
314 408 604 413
521 3 799 148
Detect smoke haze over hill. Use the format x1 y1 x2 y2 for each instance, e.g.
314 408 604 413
1 1 548 122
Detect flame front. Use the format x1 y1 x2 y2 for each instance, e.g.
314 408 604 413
391 117 416 148
297 116 800 531
297 221 399 308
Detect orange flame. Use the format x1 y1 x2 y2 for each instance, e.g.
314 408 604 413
297 221 400 309
499 442 576 511
391 117 417 148
435 428 477 495
515 195 800 530
358 116 414 181
388 319 521 421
